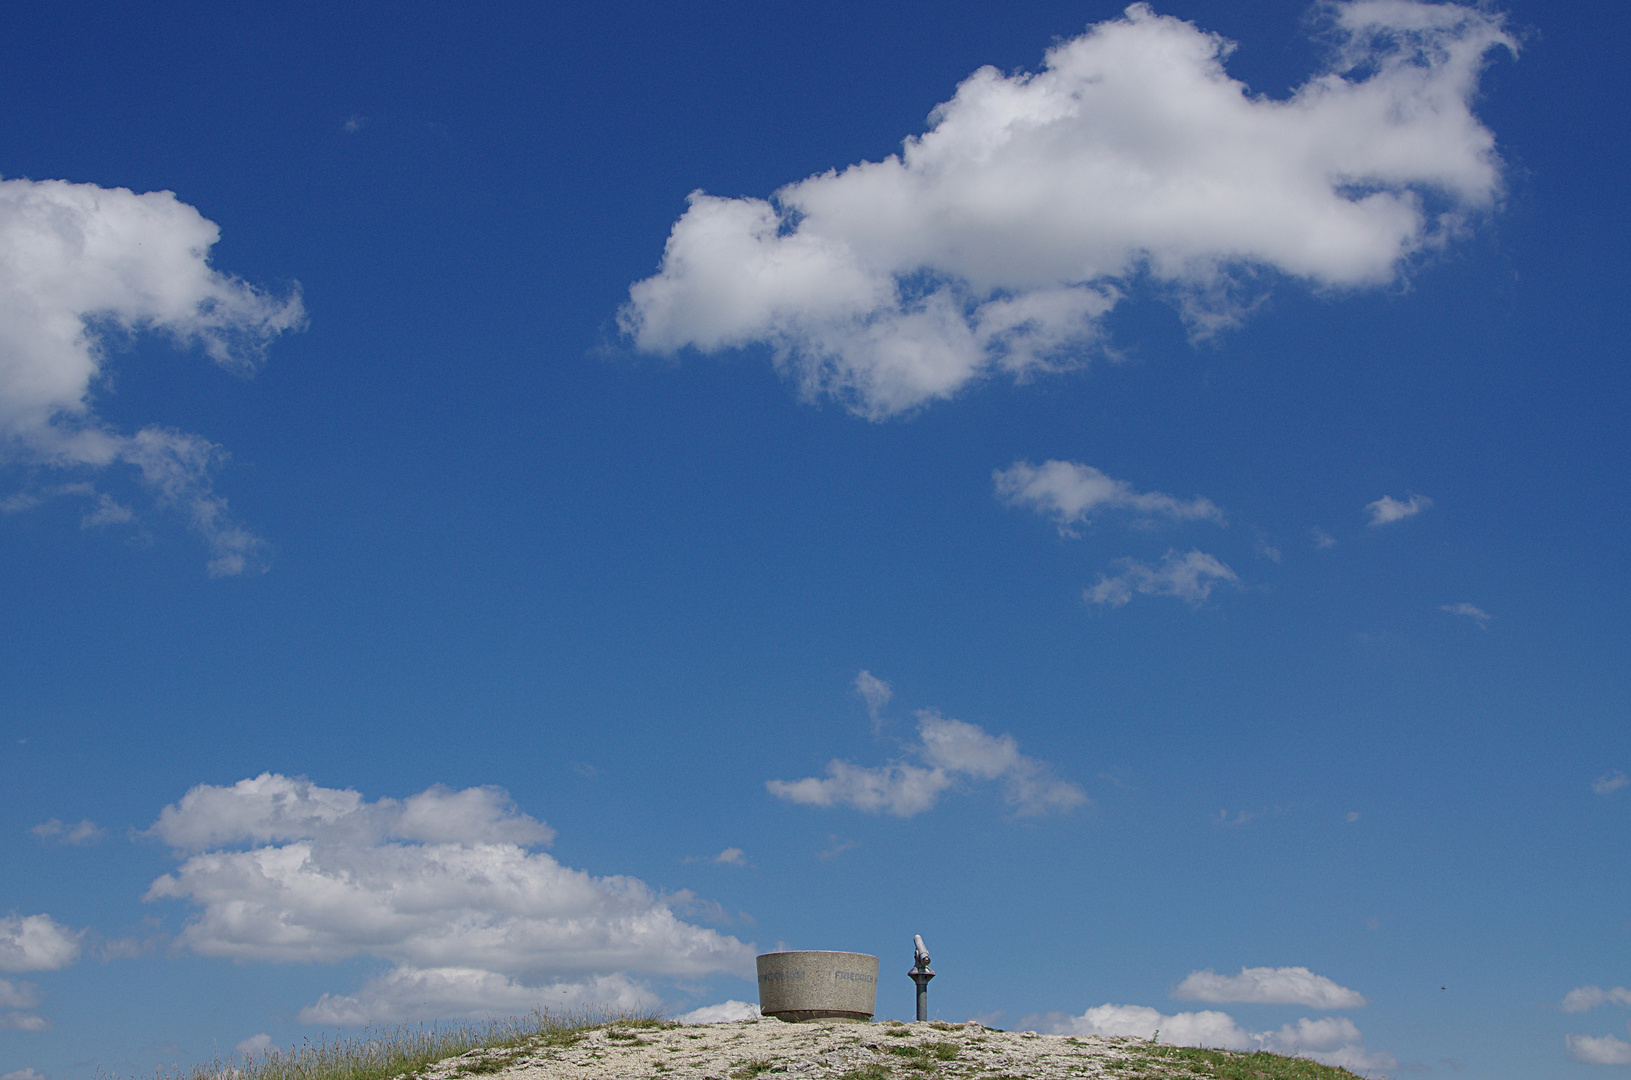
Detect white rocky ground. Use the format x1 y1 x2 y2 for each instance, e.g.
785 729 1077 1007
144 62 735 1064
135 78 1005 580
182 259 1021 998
421 1017 1259 1080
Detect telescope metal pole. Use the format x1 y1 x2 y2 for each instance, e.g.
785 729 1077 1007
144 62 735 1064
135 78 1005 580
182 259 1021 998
909 967 935 1020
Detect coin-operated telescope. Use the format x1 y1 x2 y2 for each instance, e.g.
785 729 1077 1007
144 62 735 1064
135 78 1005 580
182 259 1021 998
908 934 935 1021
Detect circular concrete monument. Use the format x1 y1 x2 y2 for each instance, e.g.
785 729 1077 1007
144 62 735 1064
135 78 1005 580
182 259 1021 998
756 951 878 1022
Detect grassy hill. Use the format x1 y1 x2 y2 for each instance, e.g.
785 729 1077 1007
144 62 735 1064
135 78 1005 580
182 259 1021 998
159 1012 1371 1080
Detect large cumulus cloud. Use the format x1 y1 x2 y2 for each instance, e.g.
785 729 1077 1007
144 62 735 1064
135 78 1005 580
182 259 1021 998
621 1 1514 418
144 774 754 1024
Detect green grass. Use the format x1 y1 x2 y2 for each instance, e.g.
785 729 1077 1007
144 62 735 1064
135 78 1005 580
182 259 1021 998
729 1057 778 1079
1116 1044 1365 1080
145 1007 663 1080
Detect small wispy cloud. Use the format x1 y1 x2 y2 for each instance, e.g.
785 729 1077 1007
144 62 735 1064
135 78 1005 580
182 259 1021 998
854 670 892 725
1592 771 1628 796
995 460 1222 535
1310 528 1337 549
681 846 747 866
100 934 161 961
817 836 858 861
80 492 134 528
769 709 1086 818
1365 494 1432 527
31 819 104 845
4 484 137 534
1439 602 1490 628
1087 549 1238 607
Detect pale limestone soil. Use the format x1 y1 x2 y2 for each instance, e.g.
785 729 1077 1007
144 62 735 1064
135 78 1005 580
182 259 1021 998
426 1018 1169 1080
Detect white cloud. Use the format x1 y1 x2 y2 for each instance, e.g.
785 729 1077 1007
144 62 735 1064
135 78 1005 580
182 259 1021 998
146 772 556 852
30 819 103 845
1036 1002 1392 1070
1593 772 1629 797
917 710 1087 814
2 1070 47 1080
677 1000 761 1024
1087 549 1237 607
236 1033 274 1056
1365 493 1432 526
0 979 39 1008
767 709 1085 817
621 2 1513 418
1 483 132 533
79 491 133 527
0 915 82 972
0 177 304 572
297 967 656 1026
1568 1033 1631 1066
141 775 753 1025
0 1013 48 1032
854 670 893 723
767 759 952 818
1563 987 1631 1013
680 847 748 867
1311 529 1337 549
1172 967 1368 1009
1440 602 1490 627
995 461 1222 533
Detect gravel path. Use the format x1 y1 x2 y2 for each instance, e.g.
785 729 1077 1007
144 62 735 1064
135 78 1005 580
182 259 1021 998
425 1017 1169 1080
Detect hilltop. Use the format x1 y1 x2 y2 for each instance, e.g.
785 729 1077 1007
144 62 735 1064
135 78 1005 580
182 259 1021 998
415 1016 1366 1080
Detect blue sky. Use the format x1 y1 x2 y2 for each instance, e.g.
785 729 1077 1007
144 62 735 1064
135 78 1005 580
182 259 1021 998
0 0 1627 1077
